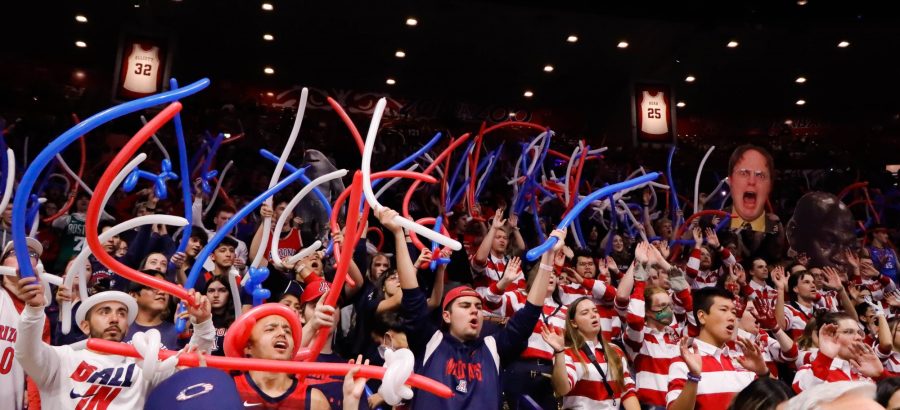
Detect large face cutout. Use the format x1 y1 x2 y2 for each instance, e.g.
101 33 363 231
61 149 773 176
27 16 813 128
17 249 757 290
787 192 857 268
728 148 773 227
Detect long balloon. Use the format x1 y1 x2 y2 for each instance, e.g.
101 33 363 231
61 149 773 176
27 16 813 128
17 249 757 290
361 99 461 251
85 104 194 300
0 149 14 217
252 88 309 269
202 160 234 216
402 134 472 251
526 172 661 261
62 213 188 334
694 145 716 214
86 338 453 398
307 172 364 362
666 145 683 230
271 169 348 268
14 79 210 280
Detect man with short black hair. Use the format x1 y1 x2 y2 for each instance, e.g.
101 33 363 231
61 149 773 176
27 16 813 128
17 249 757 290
666 287 770 410
124 270 179 349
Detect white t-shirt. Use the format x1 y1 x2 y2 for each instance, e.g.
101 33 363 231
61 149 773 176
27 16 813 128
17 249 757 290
16 305 214 409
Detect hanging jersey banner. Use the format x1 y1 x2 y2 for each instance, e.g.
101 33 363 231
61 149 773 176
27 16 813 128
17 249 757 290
112 33 174 101
631 83 677 145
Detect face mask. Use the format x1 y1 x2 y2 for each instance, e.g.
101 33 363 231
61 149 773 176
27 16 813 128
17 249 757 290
378 334 394 360
652 307 674 325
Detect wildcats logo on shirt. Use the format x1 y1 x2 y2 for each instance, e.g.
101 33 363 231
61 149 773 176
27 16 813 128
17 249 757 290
69 361 136 410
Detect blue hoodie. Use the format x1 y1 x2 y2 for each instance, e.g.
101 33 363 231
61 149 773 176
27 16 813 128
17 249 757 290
401 287 540 409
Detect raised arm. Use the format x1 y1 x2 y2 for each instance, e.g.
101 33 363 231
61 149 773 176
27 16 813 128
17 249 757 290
14 276 62 388
248 204 273 266
428 249 450 311
772 266 788 330
507 213 526 252
473 207 506 267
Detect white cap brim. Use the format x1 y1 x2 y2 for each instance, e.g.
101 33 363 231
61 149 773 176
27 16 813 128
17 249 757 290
75 291 138 332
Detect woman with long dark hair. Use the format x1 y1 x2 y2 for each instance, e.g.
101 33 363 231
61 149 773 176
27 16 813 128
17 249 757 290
204 276 235 356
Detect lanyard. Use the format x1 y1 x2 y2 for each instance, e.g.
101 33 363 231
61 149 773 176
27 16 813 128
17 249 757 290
580 344 617 405
541 304 563 326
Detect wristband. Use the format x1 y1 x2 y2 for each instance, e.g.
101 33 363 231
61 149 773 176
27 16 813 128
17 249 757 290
686 372 702 383
553 348 565 355
540 263 554 271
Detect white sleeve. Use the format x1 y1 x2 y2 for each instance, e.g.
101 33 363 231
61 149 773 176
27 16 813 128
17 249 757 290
188 318 216 353
14 304 63 388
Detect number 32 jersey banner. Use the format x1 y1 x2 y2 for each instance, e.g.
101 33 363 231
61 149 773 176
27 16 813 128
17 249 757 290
632 83 677 145
113 34 173 101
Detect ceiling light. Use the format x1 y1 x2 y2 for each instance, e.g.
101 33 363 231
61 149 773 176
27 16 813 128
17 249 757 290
73 70 86 79
676 101 686 108
685 75 696 83
263 34 274 41
838 40 850 48
406 17 418 26
386 78 396 85
523 90 534 98
263 66 275 75
75 15 88 23
395 50 406 58
727 40 739 48
543 65 554 73
566 35 579 43
797 0 808 4
266 92 274 97
261 3 273 11
223 133 232 139
784 119 794 125
134 4 140 8
617 41 629 49
75 41 87 48
796 99 806 106
795 76 807 84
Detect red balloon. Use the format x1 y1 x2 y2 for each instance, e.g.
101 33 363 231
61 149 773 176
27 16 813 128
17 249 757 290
85 103 192 302
86 338 453 398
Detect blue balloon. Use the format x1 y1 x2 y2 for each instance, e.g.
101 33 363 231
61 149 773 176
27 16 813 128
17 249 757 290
13 79 210 278
175 164 308 332
170 78 196 254
428 216 450 271
122 159 178 200
243 266 272 306
667 146 683 229
525 172 660 261
475 144 504 199
199 133 224 194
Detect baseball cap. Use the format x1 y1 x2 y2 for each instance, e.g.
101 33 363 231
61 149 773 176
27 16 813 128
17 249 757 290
279 280 304 301
301 280 331 304
75 291 139 327
144 368 242 410
2 237 44 259
442 286 483 311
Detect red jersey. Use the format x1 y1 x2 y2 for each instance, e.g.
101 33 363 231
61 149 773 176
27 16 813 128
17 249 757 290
234 372 310 409
264 228 303 264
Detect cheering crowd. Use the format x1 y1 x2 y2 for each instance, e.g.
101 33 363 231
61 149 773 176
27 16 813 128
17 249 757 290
1 127 900 410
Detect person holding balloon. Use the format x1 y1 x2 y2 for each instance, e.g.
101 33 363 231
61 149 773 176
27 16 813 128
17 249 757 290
14 274 214 409
380 203 564 409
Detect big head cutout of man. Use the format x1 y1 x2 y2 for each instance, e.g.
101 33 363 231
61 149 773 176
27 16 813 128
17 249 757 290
726 145 786 262
786 191 857 269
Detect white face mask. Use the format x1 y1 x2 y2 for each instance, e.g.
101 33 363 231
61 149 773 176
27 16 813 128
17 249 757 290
377 334 394 360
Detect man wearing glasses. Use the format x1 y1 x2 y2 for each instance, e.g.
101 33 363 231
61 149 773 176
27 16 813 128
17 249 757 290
0 237 49 410
725 145 786 262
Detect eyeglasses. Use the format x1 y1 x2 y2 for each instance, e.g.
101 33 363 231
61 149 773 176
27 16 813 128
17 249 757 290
735 168 769 181
838 328 865 337
3 250 39 260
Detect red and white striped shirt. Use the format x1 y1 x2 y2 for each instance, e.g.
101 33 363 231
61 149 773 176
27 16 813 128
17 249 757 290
816 289 840 312
666 338 757 410
559 278 616 306
473 254 525 313
784 301 816 340
792 353 876 393
562 342 636 409
685 248 735 289
622 281 685 407
726 328 798 379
